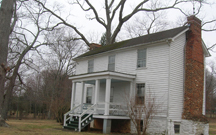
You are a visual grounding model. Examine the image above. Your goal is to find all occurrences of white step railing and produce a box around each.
[78,104,96,131]
[63,104,81,127]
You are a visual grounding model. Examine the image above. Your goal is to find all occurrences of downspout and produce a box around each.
[166,38,172,135]
[202,55,206,115]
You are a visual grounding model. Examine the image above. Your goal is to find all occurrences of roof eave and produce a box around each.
[73,39,169,61]
[172,28,189,41]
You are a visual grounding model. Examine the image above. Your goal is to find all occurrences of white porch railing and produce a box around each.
[97,102,127,116]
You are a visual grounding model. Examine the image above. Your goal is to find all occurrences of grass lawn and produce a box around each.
[0,119,104,135]
[209,120,216,135]
[0,119,215,135]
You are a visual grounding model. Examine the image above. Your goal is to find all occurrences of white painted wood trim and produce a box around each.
[69,71,136,80]
[94,79,100,113]
[203,55,206,115]
[129,81,134,99]
[71,82,76,110]
[80,82,85,113]
[105,78,111,115]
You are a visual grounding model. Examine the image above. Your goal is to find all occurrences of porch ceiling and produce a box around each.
[69,71,136,82]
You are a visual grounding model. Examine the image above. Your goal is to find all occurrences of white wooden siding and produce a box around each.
[169,33,186,120]
[138,44,169,115]
[76,60,88,74]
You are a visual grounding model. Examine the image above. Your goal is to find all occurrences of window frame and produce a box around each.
[137,49,147,68]
[174,123,181,134]
[136,83,145,105]
[108,55,115,71]
[88,59,94,73]
[86,87,93,104]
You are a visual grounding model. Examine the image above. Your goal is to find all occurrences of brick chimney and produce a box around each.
[182,16,205,120]
[89,43,101,51]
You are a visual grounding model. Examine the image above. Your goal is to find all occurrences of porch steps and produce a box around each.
[64,114,93,131]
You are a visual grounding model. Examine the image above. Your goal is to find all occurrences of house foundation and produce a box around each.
[167,120,209,135]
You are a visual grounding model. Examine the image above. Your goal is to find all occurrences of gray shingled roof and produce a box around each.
[76,26,189,59]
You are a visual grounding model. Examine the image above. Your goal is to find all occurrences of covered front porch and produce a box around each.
[70,71,136,116]
[64,71,136,133]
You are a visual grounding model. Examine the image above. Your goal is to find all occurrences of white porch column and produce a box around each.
[71,82,76,110]
[94,79,100,113]
[129,81,134,100]
[80,81,85,113]
[105,78,111,115]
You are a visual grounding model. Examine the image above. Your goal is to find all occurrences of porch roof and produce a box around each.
[69,71,136,82]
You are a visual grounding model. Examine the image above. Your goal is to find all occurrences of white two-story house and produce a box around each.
[63,16,210,135]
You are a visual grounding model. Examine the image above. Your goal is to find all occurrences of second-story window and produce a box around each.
[88,59,94,73]
[137,49,146,68]
[108,55,115,71]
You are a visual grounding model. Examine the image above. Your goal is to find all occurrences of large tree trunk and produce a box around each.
[0,0,15,127]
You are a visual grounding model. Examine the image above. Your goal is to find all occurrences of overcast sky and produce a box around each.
[49,0,216,59]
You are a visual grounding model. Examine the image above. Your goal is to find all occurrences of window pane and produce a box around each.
[86,87,92,104]
[108,55,115,71]
[88,60,94,73]
[136,84,145,104]
[137,49,146,68]
[109,55,115,64]
[108,64,115,71]
[87,88,92,96]
[174,124,180,133]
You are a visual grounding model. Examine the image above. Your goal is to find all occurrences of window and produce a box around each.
[136,83,145,104]
[86,87,92,104]
[108,55,115,71]
[174,123,180,134]
[137,49,146,68]
[88,60,94,73]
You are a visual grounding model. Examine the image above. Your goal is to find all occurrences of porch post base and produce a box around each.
[103,119,111,134]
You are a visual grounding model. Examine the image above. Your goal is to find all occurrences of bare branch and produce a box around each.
[85,0,107,28]
[110,0,123,21]
[75,0,91,11]
[34,0,90,46]
[208,43,216,51]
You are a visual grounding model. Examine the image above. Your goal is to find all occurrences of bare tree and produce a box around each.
[28,27,82,120]
[126,91,162,135]
[123,11,169,38]
[0,0,53,124]
[206,64,216,118]
[34,0,198,46]
[0,0,16,127]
